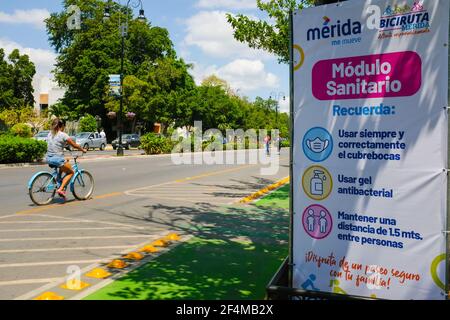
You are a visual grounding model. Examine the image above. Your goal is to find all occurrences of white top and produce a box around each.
[46,131,69,157]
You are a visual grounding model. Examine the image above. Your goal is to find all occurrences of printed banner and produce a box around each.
[109,74,121,97]
[292,0,449,300]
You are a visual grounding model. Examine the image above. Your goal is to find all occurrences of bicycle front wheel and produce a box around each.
[72,171,95,201]
[29,172,57,206]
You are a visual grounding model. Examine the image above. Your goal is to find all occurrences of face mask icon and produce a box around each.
[306,138,330,153]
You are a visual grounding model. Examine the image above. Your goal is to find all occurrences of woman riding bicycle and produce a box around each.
[46,118,86,198]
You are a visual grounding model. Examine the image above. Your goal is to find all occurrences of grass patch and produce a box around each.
[255,185,289,209]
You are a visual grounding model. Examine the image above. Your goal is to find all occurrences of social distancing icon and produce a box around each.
[302,204,333,240]
[302,166,333,201]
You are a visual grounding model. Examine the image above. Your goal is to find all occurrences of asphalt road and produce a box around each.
[0,148,289,300]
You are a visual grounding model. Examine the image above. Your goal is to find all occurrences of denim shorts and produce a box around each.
[46,155,66,168]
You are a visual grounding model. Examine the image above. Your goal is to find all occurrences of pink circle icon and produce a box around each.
[302,205,333,239]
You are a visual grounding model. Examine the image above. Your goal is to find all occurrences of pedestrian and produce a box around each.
[277,136,282,154]
[100,128,106,139]
[264,134,271,156]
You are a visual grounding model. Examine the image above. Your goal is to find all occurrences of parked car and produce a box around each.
[34,130,77,150]
[75,132,107,151]
[112,134,141,150]
[33,130,50,142]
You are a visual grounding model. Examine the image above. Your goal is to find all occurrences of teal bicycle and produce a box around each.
[28,152,95,206]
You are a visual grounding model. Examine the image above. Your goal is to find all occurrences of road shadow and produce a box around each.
[86,200,290,300]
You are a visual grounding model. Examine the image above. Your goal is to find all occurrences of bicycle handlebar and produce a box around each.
[68,150,85,161]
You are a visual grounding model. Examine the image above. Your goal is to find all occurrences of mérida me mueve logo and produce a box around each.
[307,19,362,41]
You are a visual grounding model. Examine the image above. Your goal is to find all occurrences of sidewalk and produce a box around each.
[83,184,290,300]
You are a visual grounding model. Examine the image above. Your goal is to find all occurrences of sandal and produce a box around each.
[57,190,67,198]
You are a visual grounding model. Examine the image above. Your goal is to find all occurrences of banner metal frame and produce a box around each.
[446,2,450,301]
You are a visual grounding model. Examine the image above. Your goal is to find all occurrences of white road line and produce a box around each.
[0,235,151,242]
[0,259,106,268]
[0,221,86,225]
[0,278,62,287]
[0,245,138,254]
[131,186,225,191]
[0,215,19,220]
[124,180,177,195]
[124,195,233,204]
[129,191,227,195]
[0,227,135,233]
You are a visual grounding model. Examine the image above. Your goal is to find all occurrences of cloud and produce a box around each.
[0,9,50,29]
[196,0,257,10]
[0,38,56,77]
[0,38,57,99]
[191,59,279,92]
[184,11,272,60]
[0,38,59,102]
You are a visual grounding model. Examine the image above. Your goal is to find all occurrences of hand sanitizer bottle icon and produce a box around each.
[310,170,326,196]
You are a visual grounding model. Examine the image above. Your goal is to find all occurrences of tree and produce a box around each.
[104,57,196,132]
[11,123,32,138]
[0,106,48,134]
[0,106,34,127]
[46,0,193,129]
[8,49,36,107]
[0,48,36,110]
[227,0,314,64]
[79,114,98,132]
[201,75,235,96]
[49,102,79,120]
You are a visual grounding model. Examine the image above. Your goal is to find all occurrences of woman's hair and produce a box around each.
[51,118,66,136]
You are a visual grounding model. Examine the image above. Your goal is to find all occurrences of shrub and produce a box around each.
[79,114,98,132]
[11,123,32,138]
[0,136,47,164]
[281,139,290,148]
[140,133,174,155]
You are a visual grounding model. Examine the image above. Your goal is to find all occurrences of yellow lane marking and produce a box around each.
[239,177,290,204]
[94,192,122,200]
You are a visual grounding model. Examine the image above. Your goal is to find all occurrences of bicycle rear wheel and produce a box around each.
[72,171,95,200]
[29,173,57,206]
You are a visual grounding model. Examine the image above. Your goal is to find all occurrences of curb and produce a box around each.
[239,177,290,204]
[0,162,45,169]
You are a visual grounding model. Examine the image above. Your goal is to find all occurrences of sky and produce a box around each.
[0,0,289,112]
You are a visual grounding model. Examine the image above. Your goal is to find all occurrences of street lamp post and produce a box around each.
[104,0,146,156]
[269,92,286,130]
